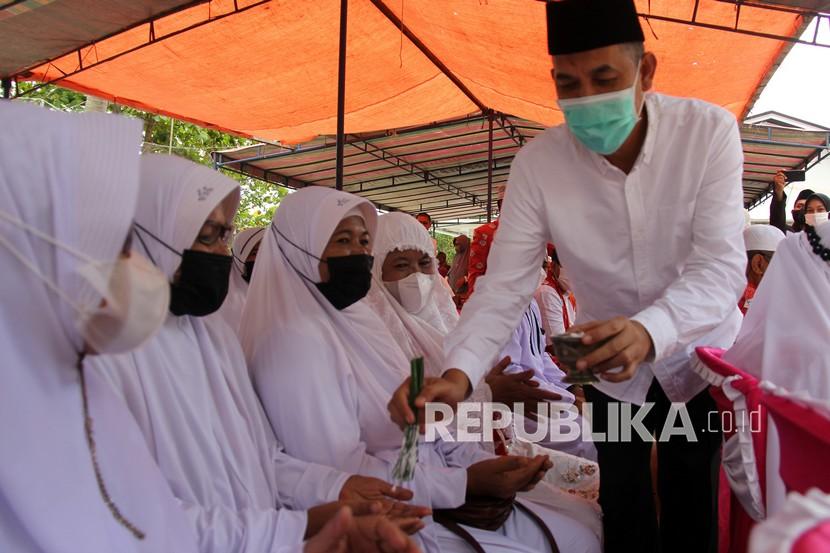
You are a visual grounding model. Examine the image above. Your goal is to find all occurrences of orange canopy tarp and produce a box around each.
[27,0,802,143]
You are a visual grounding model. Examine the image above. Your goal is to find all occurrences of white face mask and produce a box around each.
[0,210,170,354]
[806,211,829,228]
[385,271,434,314]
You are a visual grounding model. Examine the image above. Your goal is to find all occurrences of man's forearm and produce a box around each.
[769,190,788,233]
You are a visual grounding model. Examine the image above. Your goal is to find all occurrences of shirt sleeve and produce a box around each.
[445,159,549,389]
[769,189,788,234]
[631,116,747,362]
[268,444,352,510]
[254,331,467,511]
[179,499,308,553]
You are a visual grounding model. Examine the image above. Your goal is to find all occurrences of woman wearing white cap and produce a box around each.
[738,224,785,315]
[0,102,196,552]
[242,187,600,553]
[90,156,423,553]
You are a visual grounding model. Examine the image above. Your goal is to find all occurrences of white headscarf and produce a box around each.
[0,102,196,552]
[240,187,412,453]
[234,227,267,272]
[133,154,240,279]
[218,226,265,333]
[364,212,459,377]
[724,227,830,402]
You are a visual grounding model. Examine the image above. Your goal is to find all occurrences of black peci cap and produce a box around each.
[547,0,645,56]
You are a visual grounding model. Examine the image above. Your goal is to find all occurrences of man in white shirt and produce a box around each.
[389,1,746,551]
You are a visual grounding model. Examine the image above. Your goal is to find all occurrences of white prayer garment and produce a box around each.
[499,299,601,460]
[218,226,265,333]
[0,102,197,553]
[724,226,830,402]
[500,299,574,405]
[446,93,747,405]
[89,155,350,553]
[242,190,600,553]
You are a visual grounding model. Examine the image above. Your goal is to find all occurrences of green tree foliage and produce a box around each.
[434,232,456,264]
[14,82,286,230]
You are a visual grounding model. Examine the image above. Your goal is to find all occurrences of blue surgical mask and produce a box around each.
[558,72,643,155]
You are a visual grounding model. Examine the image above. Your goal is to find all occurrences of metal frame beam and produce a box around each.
[359,176,510,205]
[347,138,488,210]
[745,145,830,210]
[637,5,830,49]
[15,0,268,96]
[288,135,517,181]
[368,0,488,112]
[495,113,526,148]
[299,142,519,186]
[215,114,491,169]
[335,0,348,190]
[5,0,211,80]
[343,166,512,200]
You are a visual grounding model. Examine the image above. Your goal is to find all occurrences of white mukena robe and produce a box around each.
[90,155,350,553]
[241,189,600,553]
[0,102,196,552]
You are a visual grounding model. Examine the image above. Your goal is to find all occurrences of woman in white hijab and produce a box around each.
[89,155,422,553]
[0,102,197,552]
[242,187,600,553]
[723,218,830,403]
[219,226,266,333]
[367,213,590,447]
[365,212,602,537]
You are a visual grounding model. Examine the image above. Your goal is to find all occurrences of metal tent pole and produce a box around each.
[487,111,494,222]
[336,0,348,190]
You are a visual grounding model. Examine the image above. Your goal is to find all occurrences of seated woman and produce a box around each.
[243,188,600,553]
[90,155,423,553]
[0,101,196,552]
[367,213,594,460]
[723,198,830,402]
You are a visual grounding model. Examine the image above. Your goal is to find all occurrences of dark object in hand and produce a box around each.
[783,170,806,183]
[551,332,609,385]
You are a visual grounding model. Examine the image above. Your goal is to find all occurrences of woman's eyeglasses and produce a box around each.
[197,220,234,246]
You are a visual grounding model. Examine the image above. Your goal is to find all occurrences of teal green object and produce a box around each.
[558,85,640,155]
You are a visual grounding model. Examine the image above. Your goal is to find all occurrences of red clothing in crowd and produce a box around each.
[738,282,757,315]
[462,219,500,304]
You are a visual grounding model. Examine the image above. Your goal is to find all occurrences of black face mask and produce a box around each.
[170,249,232,316]
[315,254,374,310]
[792,210,806,229]
[242,260,256,284]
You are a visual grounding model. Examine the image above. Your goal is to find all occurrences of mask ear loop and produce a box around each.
[0,209,145,540]
[269,224,323,287]
[132,222,183,265]
[0,231,87,314]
